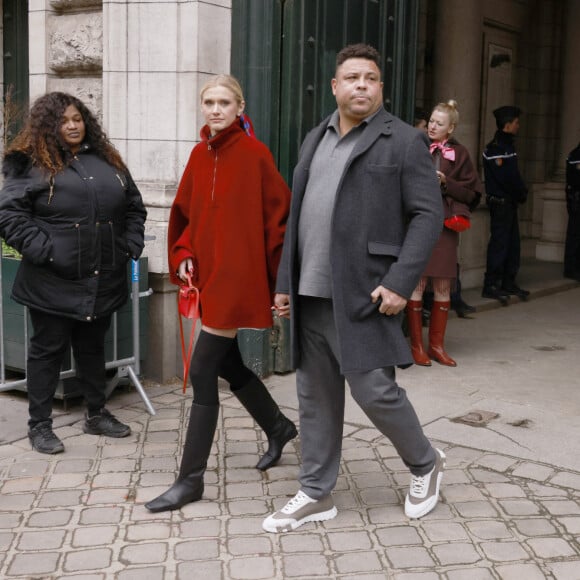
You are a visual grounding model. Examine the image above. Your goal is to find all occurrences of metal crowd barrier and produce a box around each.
[0,247,156,416]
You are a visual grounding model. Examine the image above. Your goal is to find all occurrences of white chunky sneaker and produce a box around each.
[262,490,337,533]
[405,448,446,519]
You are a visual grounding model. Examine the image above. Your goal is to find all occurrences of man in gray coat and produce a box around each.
[262,44,445,533]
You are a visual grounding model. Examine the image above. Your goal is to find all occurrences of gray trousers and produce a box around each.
[297,297,436,499]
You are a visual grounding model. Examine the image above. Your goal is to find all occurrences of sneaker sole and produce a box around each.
[82,426,131,438]
[262,506,337,533]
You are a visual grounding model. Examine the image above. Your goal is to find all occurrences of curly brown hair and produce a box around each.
[6,92,127,175]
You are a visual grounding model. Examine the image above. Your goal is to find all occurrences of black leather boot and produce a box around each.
[145,403,219,512]
[233,377,297,470]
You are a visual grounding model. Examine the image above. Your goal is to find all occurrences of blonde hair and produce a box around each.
[432,99,459,128]
[200,74,245,105]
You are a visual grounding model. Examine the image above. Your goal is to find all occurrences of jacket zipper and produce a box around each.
[208,144,218,202]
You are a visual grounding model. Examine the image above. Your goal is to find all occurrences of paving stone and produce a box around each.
[550,472,580,491]
[137,472,176,487]
[335,550,383,574]
[7,552,60,576]
[466,520,514,540]
[117,567,166,580]
[99,458,137,472]
[454,501,499,518]
[431,542,481,565]
[359,487,399,506]
[2,476,44,493]
[120,542,168,565]
[557,516,580,534]
[368,506,409,525]
[323,509,366,529]
[421,522,469,542]
[446,568,495,580]
[86,488,131,505]
[225,482,264,499]
[343,446,376,461]
[8,460,50,477]
[513,518,557,536]
[386,546,436,568]
[80,506,124,525]
[180,518,221,538]
[393,573,440,580]
[174,539,220,561]
[351,472,392,488]
[498,500,541,516]
[229,556,276,579]
[443,485,486,502]
[227,499,269,516]
[63,548,112,572]
[479,541,530,561]
[526,537,577,558]
[177,559,224,578]
[375,525,422,547]
[54,459,93,473]
[17,529,66,550]
[228,536,273,555]
[61,574,104,580]
[0,513,21,528]
[511,462,555,482]
[548,560,580,580]
[484,483,527,499]
[495,563,548,580]
[46,473,88,489]
[0,492,36,511]
[26,509,73,528]
[443,468,472,485]
[125,522,172,541]
[0,532,14,551]
[541,499,580,515]
[72,525,117,547]
[469,469,510,483]
[39,489,83,508]
[527,482,568,497]
[327,530,372,551]
[92,472,132,487]
[475,455,518,473]
[279,533,324,553]
[281,553,330,577]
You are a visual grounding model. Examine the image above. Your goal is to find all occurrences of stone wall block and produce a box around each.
[48,13,103,74]
[48,77,102,119]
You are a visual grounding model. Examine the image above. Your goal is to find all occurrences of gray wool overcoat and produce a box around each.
[276,107,444,373]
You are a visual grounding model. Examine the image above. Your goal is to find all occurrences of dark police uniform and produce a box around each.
[564,142,580,280]
[482,106,529,302]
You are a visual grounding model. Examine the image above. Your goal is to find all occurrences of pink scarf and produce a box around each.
[429,141,455,161]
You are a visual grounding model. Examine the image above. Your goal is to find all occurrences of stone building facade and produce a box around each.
[1,0,578,381]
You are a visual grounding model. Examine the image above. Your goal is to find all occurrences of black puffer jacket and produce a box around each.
[0,145,147,321]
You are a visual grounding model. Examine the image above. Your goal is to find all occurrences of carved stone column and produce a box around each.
[433,0,483,159]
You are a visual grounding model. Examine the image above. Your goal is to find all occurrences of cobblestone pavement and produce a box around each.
[1,274,580,579]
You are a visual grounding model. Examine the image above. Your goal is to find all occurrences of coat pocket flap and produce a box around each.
[368,241,401,257]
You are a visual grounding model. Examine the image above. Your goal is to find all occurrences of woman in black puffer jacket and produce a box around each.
[0,92,147,454]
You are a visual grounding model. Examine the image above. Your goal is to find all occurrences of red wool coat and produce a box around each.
[168,121,290,329]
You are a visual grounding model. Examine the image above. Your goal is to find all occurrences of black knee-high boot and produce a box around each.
[145,331,233,513]
[233,377,298,470]
[145,402,219,512]
[218,341,297,471]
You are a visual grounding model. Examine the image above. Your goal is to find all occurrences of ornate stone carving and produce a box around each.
[49,14,103,74]
[48,78,103,120]
[50,0,102,11]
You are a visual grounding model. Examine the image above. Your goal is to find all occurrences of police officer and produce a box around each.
[564,142,580,281]
[482,105,530,304]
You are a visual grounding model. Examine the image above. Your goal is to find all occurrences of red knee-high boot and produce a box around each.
[406,300,431,366]
[428,301,457,367]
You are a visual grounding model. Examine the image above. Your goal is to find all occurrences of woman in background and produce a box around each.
[406,100,482,367]
[0,92,146,454]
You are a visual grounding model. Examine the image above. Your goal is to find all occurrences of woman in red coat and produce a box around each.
[406,100,482,367]
[146,75,296,513]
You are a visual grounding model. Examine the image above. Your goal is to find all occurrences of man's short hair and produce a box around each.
[335,44,381,72]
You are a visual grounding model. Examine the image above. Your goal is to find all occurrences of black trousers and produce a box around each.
[484,201,521,287]
[27,309,112,428]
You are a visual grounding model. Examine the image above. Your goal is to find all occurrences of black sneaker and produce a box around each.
[28,422,65,454]
[501,282,530,301]
[83,409,131,438]
[481,285,510,306]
